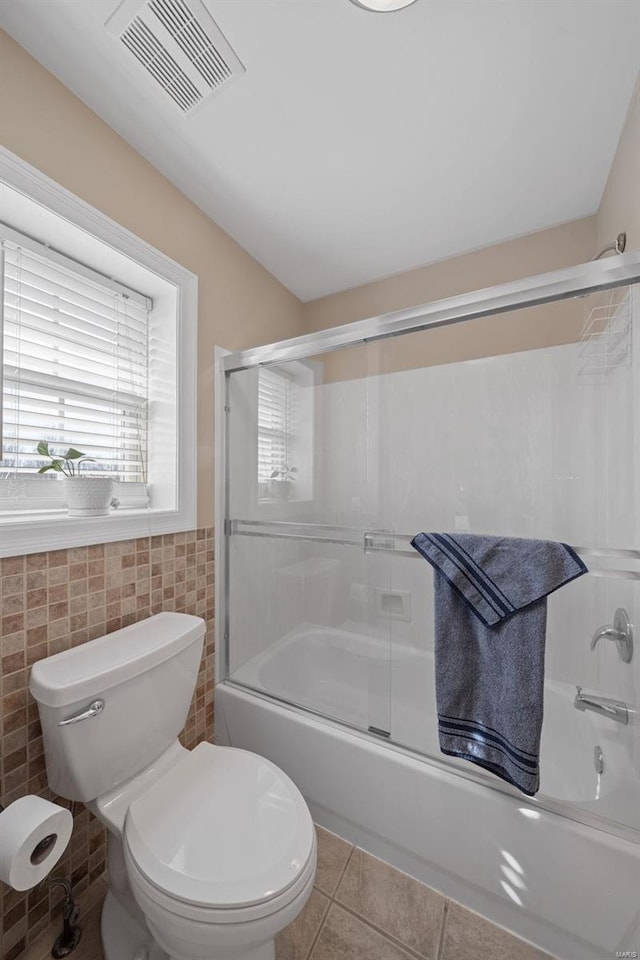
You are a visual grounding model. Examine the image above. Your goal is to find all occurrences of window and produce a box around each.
[0,148,197,557]
[257,367,293,488]
[2,226,150,495]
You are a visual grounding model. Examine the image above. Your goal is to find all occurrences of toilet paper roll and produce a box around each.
[0,795,73,890]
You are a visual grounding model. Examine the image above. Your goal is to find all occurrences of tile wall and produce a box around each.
[0,529,215,960]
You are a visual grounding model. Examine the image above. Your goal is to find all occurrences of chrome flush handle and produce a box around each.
[58,699,105,726]
[591,608,633,663]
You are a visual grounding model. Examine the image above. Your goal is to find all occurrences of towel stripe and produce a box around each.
[424,534,504,618]
[439,713,538,760]
[412,544,498,629]
[439,747,538,796]
[432,534,513,616]
[439,731,537,780]
[438,717,538,770]
[439,717,538,769]
[439,726,537,777]
[443,534,515,612]
[429,534,511,617]
[412,534,502,622]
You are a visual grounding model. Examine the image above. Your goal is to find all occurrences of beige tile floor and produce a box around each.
[21,827,555,960]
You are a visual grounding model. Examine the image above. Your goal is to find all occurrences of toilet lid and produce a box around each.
[124,742,314,909]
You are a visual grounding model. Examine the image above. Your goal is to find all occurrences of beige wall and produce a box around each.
[598,75,640,254]
[303,217,596,335]
[303,217,597,381]
[0,30,304,528]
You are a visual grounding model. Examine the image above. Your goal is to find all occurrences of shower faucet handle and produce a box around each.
[591,608,633,663]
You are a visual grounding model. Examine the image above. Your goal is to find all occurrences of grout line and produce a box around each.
[304,891,332,960]
[330,845,429,960]
[315,837,442,960]
[331,843,356,897]
[306,842,359,960]
[331,900,426,960]
[435,899,449,960]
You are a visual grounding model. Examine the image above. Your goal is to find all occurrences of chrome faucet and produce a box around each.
[574,686,628,725]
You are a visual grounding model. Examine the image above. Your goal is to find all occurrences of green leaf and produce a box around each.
[38,462,62,473]
[37,440,51,457]
[63,448,86,460]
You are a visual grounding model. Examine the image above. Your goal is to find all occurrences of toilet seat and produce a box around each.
[123,742,315,920]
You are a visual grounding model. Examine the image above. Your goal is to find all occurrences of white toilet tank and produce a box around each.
[30,612,206,803]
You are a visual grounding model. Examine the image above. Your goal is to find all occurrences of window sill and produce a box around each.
[0,507,150,519]
[0,508,196,558]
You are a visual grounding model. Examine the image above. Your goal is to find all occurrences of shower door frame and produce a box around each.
[221,252,640,374]
[215,250,640,838]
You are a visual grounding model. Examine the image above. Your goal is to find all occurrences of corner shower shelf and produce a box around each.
[579,289,632,380]
[227,519,640,580]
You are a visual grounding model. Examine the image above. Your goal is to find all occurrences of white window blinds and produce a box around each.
[1,229,150,483]
[257,367,292,484]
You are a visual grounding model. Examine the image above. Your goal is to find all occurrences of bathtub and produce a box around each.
[217,625,640,960]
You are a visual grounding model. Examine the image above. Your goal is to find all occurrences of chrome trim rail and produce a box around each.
[229,520,640,580]
[223,252,640,373]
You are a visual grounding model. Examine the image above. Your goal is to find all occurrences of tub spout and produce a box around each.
[573,686,628,725]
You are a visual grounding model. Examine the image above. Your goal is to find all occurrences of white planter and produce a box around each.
[268,480,293,501]
[63,477,114,517]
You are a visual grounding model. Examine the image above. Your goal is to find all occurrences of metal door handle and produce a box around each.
[58,699,105,726]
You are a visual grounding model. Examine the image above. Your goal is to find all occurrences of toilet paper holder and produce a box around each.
[39,877,82,958]
[0,799,81,953]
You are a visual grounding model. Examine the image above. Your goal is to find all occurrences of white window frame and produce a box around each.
[0,146,197,558]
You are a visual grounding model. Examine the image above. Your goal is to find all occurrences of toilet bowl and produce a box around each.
[123,742,316,960]
[29,613,316,960]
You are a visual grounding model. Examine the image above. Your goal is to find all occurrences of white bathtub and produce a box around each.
[234,624,636,820]
[217,625,640,960]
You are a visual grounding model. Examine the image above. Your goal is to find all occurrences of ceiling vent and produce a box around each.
[106,0,245,114]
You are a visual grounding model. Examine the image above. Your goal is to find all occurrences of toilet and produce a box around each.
[29,612,316,960]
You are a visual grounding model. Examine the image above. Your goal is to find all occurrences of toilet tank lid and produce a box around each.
[30,613,206,708]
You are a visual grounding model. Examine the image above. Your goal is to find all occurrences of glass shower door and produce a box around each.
[220,262,640,837]
[224,345,393,738]
[365,286,640,834]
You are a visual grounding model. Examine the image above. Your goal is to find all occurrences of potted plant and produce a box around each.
[268,465,297,501]
[37,441,114,517]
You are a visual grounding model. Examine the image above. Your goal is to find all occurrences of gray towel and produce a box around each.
[410,533,587,795]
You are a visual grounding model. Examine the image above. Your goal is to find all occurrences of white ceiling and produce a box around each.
[1,0,639,301]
